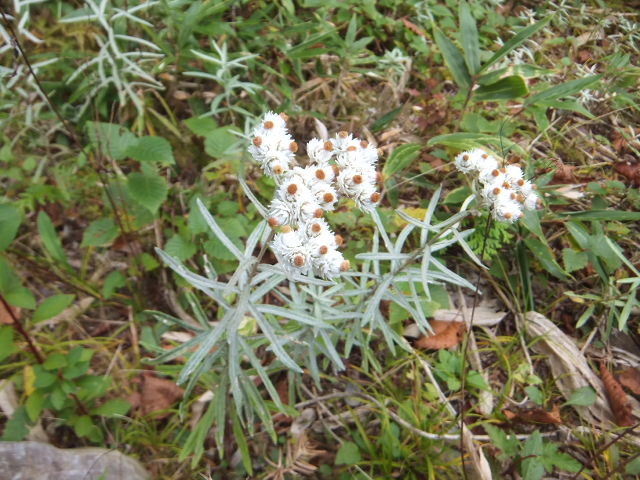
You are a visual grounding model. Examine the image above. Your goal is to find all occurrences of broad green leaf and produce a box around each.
[371,106,403,132]
[564,386,596,406]
[473,75,528,101]
[37,211,69,267]
[1,406,30,441]
[541,442,581,473]
[165,234,197,261]
[92,398,131,416]
[25,390,44,422]
[85,121,136,160]
[33,294,76,323]
[0,204,21,251]
[521,430,544,480]
[521,209,544,239]
[103,270,126,299]
[626,456,640,475]
[0,326,17,362]
[43,352,68,370]
[383,143,421,177]
[525,385,544,405]
[127,172,168,214]
[204,127,240,158]
[81,218,119,247]
[481,17,551,73]
[184,117,217,136]
[335,441,362,465]
[73,415,97,438]
[4,288,35,309]
[562,248,588,272]
[433,27,471,89]
[126,136,175,165]
[523,237,570,280]
[459,1,480,74]
[525,75,602,106]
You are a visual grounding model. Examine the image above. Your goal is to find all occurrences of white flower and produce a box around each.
[271,228,312,274]
[504,165,524,186]
[313,249,349,279]
[267,198,296,227]
[307,138,335,165]
[310,183,338,211]
[523,192,541,211]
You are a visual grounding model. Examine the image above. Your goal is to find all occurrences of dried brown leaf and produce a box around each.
[614,161,640,186]
[600,362,634,427]
[415,320,465,350]
[130,372,184,418]
[619,367,640,396]
[503,404,562,425]
[400,17,427,37]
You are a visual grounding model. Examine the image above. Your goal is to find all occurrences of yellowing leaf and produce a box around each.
[23,365,35,396]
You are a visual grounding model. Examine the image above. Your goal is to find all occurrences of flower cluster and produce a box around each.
[454,148,541,223]
[248,112,382,278]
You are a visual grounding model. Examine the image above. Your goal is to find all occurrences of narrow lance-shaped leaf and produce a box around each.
[480,17,551,73]
[525,75,602,106]
[459,1,480,75]
[473,75,528,101]
[433,27,471,90]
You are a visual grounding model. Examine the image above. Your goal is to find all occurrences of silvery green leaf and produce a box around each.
[319,330,345,370]
[362,274,393,327]
[256,304,334,329]
[431,258,477,290]
[244,220,267,257]
[249,305,303,372]
[156,248,236,295]
[178,321,226,384]
[149,310,204,332]
[395,223,415,253]
[356,252,411,261]
[371,209,394,254]
[239,176,268,217]
[452,229,487,269]
[197,199,244,261]
[239,336,286,411]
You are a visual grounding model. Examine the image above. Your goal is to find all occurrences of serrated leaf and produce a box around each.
[127,172,168,214]
[433,27,471,89]
[459,1,480,75]
[481,17,551,73]
[93,398,131,416]
[0,326,17,362]
[562,248,588,272]
[37,211,69,267]
[473,75,528,101]
[565,386,596,406]
[165,234,197,261]
[525,75,602,106]
[1,406,30,441]
[184,117,217,136]
[81,218,119,247]
[383,143,421,177]
[85,121,136,161]
[521,430,544,480]
[204,127,239,158]
[126,136,175,165]
[0,204,21,251]
[335,441,361,465]
[33,294,76,323]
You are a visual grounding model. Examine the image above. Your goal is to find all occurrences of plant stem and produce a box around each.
[0,295,44,364]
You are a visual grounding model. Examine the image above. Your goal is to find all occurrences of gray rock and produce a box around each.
[0,441,150,480]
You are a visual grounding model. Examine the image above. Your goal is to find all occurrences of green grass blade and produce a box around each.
[459,1,480,75]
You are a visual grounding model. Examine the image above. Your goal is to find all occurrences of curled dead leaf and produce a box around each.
[129,371,184,419]
[600,363,635,427]
[619,367,640,396]
[503,404,562,425]
[415,320,465,350]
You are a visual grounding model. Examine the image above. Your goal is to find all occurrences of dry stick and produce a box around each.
[0,7,145,306]
[458,213,493,480]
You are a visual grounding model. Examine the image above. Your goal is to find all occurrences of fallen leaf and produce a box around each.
[0,302,19,325]
[600,362,635,427]
[614,161,640,186]
[550,160,577,184]
[433,307,508,327]
[619,367,640,396]
[415,320,465,350]
[129,371,184,418]
[400,17,427,37]
[503,404,562,425]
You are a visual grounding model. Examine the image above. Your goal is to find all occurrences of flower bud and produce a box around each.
[319,245,329,255]
[339,260,350,272]
[347,145,357,152]
[287,183,298,195]
[353,174,363,184]
[253,136,262,147]
[311,222,322,233]
[335,234,343,246]
[360,140,368,148]
[273,165,284,175]
[293,255,305,267]
[281,225,292,233]
[370,192,381,203]
[279,112,289,121]
[289,141,298,152]
[268,217,279,228]
[323,192,334,203]
[314,208,323,218]
[323,141,334,151]
[338,131,349,138]
[264,120,274,129]
[315,169,326,180]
